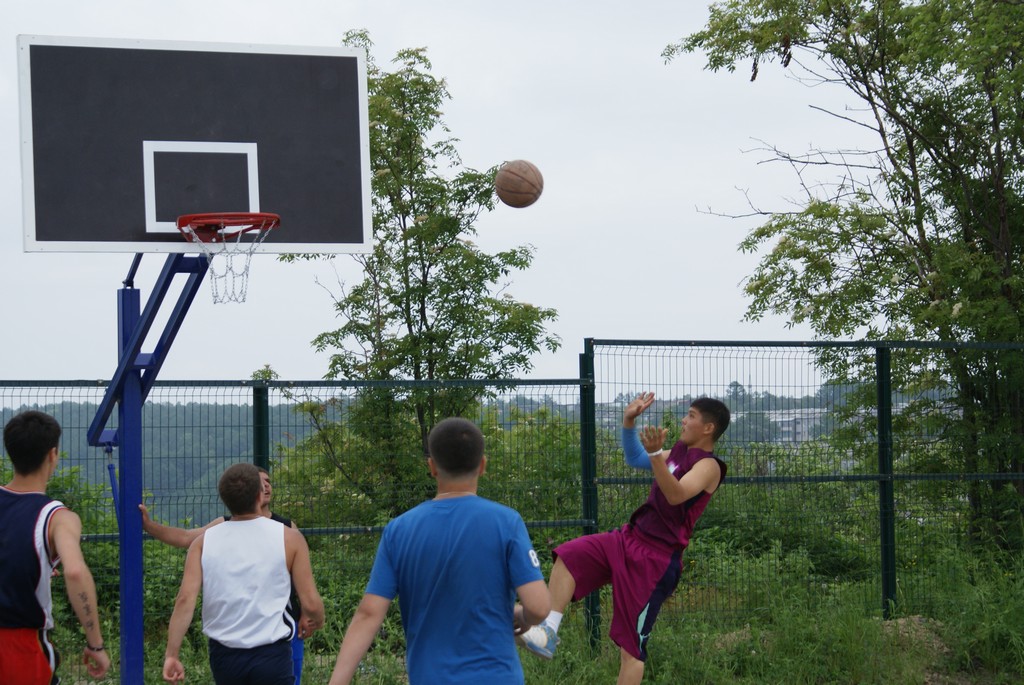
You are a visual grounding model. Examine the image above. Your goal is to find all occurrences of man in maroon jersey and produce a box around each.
[516,392,729,685]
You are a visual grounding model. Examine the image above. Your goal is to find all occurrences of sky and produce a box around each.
[0,0,869,383]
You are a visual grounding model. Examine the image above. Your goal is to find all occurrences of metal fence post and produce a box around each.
[253,382,270,471]
[876,346,897,618]
[580,339,601,648]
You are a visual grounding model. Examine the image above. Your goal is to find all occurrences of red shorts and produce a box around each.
[0,627,60,685]
[554,525,681,661]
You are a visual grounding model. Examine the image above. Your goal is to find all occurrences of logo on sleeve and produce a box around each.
[529,549,541,568]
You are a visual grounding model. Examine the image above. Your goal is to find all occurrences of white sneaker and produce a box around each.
[515,624,559,660]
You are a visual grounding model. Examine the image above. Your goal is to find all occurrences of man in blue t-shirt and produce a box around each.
[328,417,550,685]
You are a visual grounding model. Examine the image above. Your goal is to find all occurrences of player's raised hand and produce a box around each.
[640,425,668,455]
[623,392,656,426]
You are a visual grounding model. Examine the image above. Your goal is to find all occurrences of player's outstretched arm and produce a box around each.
[51,509,111,679]
[624,422,671,471]
[285,527,325,638]
[328,594,391,685]
[140,503,222,549]
[621,392,659,469]
[163,536,204,683]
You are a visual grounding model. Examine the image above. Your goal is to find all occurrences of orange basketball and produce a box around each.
[495,160,544,208]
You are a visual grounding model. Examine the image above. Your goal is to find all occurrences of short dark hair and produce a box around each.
[427,417,484,477]
[4,411,62,476]
[691,397,731,442]
[218,463,262,515]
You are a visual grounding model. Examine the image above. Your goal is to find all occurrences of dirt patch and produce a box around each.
[883,617,963,685]
[713,616,1013,684]
[714,623,757,651]
[712,616,966,683]
[883,616,948,659]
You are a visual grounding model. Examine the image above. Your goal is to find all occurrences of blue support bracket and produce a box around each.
[87,253,208,685]
[87,254,208,446]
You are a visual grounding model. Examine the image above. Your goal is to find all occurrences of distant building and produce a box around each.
[764,408,829,443]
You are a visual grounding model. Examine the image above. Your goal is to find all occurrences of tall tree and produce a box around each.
[281,32,559,511]
[669,0,1024,545]
[311,33,559,388]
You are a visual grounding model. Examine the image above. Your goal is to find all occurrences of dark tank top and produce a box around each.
[628,442,726,551]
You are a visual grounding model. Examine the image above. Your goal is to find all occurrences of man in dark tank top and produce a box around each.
[516,393,730,685]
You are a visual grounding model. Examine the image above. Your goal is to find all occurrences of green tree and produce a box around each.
[279,32,560,514]
[288,30,559,445]
[271,392,432,522]
[670,0,1024,546]
[726,380,748,409]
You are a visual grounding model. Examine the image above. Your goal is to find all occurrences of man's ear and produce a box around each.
[427,457,439,478]
[478,455,487,476]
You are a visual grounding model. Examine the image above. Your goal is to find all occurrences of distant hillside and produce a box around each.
[0,400,319,526]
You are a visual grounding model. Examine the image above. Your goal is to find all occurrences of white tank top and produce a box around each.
[200,516,294,648]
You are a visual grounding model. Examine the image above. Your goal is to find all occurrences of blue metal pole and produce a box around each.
[106,459,120,528]
[116,287,145,683]
[86,254,208,681]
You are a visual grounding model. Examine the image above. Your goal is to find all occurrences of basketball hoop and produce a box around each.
[176,212,280,303]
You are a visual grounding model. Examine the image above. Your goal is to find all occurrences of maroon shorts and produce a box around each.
[554,525,681,661]
[0,627,60,685]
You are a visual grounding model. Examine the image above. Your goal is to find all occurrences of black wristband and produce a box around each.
[86,644,105,652]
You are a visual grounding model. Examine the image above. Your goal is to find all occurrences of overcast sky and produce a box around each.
[1,1,869,383]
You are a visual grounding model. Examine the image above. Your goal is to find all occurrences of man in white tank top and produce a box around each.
[162,463,325,685]
[139,468,310,683]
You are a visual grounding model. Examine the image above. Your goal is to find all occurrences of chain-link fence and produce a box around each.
[588,339,1024,626]
[1,378,588,682]
[3,339,1023,682]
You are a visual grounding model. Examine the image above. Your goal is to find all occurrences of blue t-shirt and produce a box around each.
[366,495,543,685]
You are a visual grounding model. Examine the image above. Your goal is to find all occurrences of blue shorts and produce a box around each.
[208,637,293,685]
[291,635,304,684]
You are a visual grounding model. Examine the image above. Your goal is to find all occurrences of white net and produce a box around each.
[178,214,278,304]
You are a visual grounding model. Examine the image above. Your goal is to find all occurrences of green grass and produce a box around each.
[51,551,1024,684]
[517,600,932,685]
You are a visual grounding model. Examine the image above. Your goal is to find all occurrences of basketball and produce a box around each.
[495,160,544,208]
